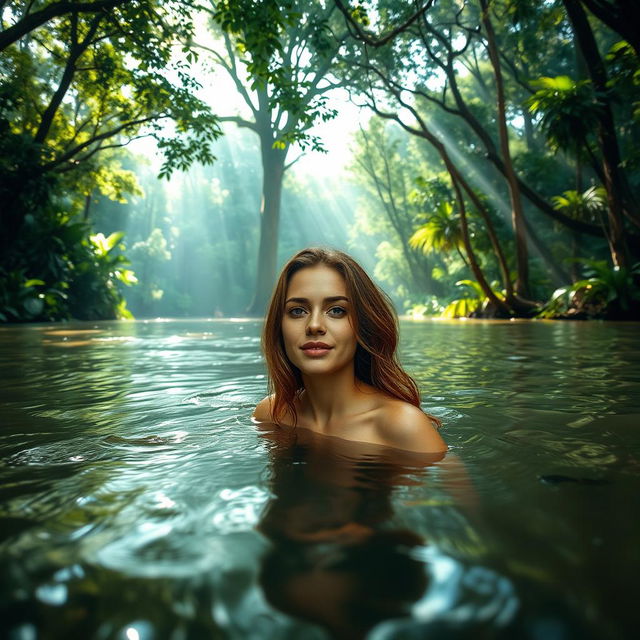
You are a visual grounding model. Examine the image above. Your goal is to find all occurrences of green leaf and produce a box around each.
[455,279,485,299]
[24,279,45,288]
[105,231,126,253]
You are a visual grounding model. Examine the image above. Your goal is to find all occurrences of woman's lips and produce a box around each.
[300,342,333,357]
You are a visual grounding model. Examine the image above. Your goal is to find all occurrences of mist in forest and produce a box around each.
[91,126,373,317]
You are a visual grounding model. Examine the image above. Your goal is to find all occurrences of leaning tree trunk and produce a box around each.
[480,0,531,298]
[362,148,444,297]
[247,136,288,315]
[448,165,511,317]
[373,102,527,314]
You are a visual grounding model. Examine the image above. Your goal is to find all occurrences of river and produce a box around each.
[1,319,638,639]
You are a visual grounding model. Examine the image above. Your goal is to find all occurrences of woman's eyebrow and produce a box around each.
[285,296,350,304]
[324,296,350,303]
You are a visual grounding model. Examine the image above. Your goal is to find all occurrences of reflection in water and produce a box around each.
[256,427,517,639]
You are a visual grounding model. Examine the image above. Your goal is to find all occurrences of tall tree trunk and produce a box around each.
[247,137,287,315]
[432,31,605,238]
[480,0,530,298]
[370,100,516,301]
[372,97,544,314]
[447,164,511,317]
[563,0,632,266]
[579,0,640,58]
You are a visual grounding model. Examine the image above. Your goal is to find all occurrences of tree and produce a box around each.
[334,0,638,314]
[352,75,530,315]
[0,0,221,320]
[0,0,132,51]
[579,0,640,57]
[561,0,638,267]
[204,0,347,314]
[350,119,443,298]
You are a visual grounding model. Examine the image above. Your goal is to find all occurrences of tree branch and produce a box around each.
[55,132,150,171]
[43,115,161,170]
[34,11,104,145]
[217,115,258,131]
[0,0,127,51]
[334,0,435,48]
[283,152,305,172]
[191,38,258,117]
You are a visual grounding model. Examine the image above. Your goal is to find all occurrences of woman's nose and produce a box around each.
[306,310,326,335]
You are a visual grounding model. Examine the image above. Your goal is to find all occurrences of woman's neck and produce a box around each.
[300,364,365,431]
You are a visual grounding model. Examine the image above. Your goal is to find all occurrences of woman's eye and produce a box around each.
[327,306,347,318]
[288,307,306,317]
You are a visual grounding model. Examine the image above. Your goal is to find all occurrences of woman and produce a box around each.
[254,247,447,454]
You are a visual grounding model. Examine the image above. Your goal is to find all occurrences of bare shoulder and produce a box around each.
[253,395,275,422]
[375,399,447,454]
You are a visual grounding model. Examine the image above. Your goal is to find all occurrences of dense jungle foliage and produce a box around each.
[1,0,639,321]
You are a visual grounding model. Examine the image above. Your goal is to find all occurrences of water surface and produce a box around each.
[1,319,638,639]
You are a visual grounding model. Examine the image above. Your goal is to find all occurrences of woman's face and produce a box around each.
[282,264,358,378]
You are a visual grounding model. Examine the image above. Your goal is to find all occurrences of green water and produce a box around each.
[0,319,638,639]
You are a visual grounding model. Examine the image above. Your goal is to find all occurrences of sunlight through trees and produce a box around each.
[1,0,638,321]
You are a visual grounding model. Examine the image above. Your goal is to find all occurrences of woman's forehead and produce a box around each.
[286,265,347,298]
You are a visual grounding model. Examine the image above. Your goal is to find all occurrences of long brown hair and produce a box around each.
[262,247,437,426]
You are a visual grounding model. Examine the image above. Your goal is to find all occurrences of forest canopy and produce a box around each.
[1,0,638,322]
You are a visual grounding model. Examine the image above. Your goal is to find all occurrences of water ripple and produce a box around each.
[0,319,638,639]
